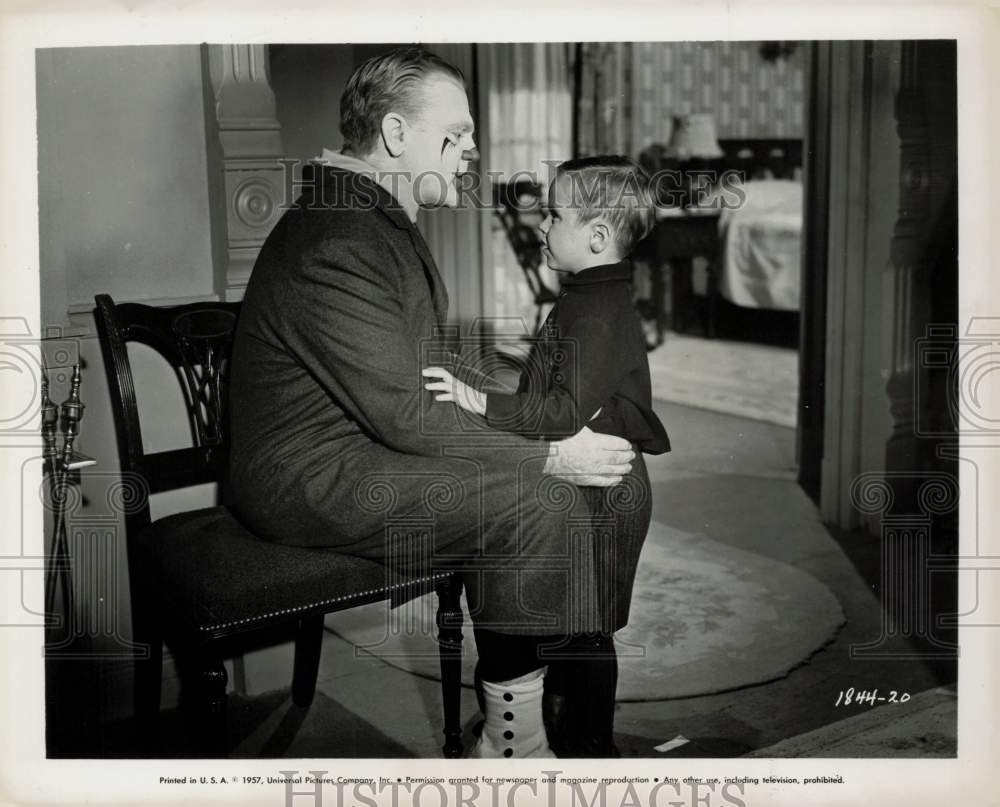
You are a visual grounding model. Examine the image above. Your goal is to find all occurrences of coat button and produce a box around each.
[503,693,513,702]
[503,711,514,721]
[504,748,513,757]
[503,730,514,740]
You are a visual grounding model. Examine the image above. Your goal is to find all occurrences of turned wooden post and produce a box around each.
[884,41,958,516]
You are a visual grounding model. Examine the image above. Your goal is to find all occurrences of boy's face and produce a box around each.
[538,173,598,273]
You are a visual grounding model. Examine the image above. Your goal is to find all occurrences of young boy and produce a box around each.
[423,155,670,757]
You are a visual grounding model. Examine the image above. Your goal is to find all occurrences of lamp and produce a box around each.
[665,113,724,161]
[659,114,725,210]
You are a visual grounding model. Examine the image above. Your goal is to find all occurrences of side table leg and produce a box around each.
[705,259,719,339]
[650,259,667,346]
[671,257,694,333]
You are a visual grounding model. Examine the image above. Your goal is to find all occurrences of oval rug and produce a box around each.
[326,520,845,700]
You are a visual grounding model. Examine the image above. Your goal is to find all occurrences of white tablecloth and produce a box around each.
[718,179,803,311]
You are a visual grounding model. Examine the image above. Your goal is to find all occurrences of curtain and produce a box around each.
[482,44,574,327]
[484,43,574,185]
[576,42,634,157]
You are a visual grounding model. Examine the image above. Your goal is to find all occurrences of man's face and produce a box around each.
[404,75,476,208]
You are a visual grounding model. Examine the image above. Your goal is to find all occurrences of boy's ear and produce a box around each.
[380,112,407,158]
[589,220,612,255]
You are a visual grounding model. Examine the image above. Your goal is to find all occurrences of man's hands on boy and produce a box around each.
[423,367,488,415]
[422,369,633,487]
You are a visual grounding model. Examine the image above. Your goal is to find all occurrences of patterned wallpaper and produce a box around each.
[577,41,806,157]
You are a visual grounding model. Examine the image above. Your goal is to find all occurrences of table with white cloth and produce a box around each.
[639,179,803,340]
[717,179,803,312]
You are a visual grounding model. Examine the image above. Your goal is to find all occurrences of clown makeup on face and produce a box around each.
[405,76,478,208]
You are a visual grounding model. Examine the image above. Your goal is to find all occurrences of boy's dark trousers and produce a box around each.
[547,452,651,756]
[542,633,619,757]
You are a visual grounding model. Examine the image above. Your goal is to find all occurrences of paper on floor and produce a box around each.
[655,735,690,752]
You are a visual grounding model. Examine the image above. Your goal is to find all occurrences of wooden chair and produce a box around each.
[93,294,466,758]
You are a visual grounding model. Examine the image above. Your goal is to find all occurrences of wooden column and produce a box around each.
[885,41,958,515]
[205,44,285,301]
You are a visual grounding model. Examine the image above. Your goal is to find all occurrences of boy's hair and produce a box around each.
[340,47,466,156]
[556,155,656,256]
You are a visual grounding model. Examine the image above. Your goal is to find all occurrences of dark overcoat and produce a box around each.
[229,164,641,635]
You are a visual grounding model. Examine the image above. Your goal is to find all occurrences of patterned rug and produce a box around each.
[326,520,845,701]
[647,333,798,428]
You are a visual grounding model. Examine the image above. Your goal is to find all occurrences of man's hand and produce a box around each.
[422,367,487,416]
[543,426,634,487]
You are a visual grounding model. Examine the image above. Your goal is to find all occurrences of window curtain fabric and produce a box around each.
[484,43,574,186]
[483,43,573,327]
[575,42,634,157]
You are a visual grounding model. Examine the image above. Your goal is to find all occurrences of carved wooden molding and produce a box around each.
[205,44,284,301]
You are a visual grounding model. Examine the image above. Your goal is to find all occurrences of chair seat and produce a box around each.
[136,505,448,638]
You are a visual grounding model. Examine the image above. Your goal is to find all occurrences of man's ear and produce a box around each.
[589,221,612,255]
[380,112,407,158]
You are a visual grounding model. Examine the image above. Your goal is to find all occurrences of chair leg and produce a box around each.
[292,614,325,708]
[671,257,695,333]
[652,259,668,347]
[131,599,163,755]
[436,575,464,758]
[705,259,719,339]
[192,651,228,758]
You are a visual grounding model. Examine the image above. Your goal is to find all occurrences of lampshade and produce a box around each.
[665,113,724,160]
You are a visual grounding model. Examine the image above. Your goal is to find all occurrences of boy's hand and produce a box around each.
[422,367,487,416]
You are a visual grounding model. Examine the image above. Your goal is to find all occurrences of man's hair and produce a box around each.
[340,47,466,156]
[556,155,656,256]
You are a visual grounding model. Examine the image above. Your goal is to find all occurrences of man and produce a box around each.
[228,47,633,758]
